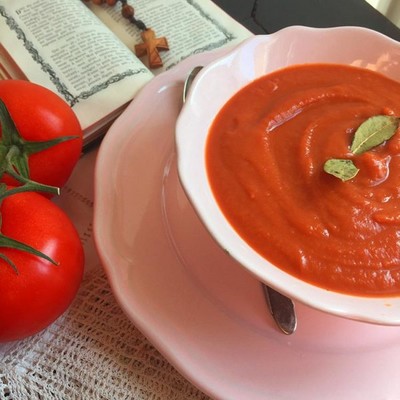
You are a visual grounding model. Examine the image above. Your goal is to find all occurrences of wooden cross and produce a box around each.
[135,28,169,69]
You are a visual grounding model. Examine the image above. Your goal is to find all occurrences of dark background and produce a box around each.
[212,0,400,40]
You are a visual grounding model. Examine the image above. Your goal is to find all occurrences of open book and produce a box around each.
[0,0,252,147]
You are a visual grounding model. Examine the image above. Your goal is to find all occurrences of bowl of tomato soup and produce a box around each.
[176,26,400,325]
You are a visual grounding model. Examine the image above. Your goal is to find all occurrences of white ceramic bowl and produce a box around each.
[175,26,400,325]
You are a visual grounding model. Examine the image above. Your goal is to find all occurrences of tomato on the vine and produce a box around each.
[0,190,84,342]
[0,80,83,189]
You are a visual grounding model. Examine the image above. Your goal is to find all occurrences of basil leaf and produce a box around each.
[323,159,359,181]
[351,115,399,155]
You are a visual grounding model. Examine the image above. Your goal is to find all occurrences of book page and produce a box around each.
[0,0,154,142]
[85,0,253,73]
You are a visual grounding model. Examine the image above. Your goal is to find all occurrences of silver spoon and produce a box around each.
[182,65,203,103]
[182,66,297,335]
[262,284,297,335]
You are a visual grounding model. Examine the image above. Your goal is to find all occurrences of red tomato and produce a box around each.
[0,80,83,189]
[0,190,84,342]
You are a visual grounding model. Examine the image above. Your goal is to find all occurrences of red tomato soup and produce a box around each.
[206,64,400,297]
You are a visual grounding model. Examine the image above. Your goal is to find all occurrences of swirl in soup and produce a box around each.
[206,64,400,296]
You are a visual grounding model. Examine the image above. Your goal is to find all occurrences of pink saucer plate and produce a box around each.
[94,46,400,400]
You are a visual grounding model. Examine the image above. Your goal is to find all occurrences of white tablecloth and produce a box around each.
[0,148,210,400]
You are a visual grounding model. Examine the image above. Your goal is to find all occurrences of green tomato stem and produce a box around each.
[4,167,60,198]
[0,94,71,274]
[0,98,78,186]
[0,253,18,274]
[23,135,79,155]
[0,232,58,274]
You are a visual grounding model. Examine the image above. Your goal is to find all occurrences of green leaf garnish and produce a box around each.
[323,159,359,181]
[350,115,399,155]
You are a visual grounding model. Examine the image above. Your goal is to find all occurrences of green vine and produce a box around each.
[0,99,78,273]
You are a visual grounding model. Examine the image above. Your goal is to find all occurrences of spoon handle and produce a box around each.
[182,66,203,103]
[182,66,297,335]
[263,284,297,335]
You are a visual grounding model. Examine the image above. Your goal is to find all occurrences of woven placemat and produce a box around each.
[0,149,210,400]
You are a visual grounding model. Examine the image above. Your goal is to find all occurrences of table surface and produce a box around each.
[1,2,400,400]
[214,0,400,40]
